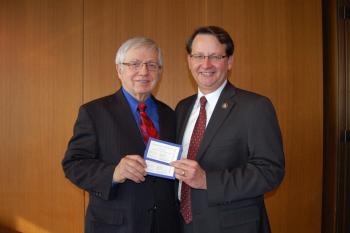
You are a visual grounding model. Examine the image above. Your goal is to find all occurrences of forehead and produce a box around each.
[191,34,226,54]
[125,46,158,60]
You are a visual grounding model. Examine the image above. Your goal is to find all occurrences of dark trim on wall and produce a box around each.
[322,0,350,232]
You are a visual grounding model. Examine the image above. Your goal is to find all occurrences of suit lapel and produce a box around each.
[196,83,237,162]
[105,89,145,148]
[154,97,167,139]
[176,95,197,144]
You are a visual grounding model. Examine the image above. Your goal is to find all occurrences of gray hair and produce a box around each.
[115,37,163,67]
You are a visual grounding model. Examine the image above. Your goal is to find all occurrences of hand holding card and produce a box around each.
[144,138,182,179]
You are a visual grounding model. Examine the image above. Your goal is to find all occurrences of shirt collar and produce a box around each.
[121,88,155,113]
[196,80,227,108]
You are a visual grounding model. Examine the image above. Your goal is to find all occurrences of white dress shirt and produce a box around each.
[178,80,227,199]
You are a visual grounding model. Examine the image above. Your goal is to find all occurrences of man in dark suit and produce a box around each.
[171,26,285,233]
[62,37,180,233]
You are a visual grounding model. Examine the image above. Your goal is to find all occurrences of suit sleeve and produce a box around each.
[206,97,285,205]
[62,106,116,200]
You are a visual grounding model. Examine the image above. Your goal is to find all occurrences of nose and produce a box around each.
[139,63,149,75]
[201,57,213,68]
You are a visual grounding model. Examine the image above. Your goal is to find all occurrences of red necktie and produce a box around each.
[180,96,207,224]
[138,103,160,144]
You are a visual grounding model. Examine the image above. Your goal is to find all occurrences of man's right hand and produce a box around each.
[113,155,147,183]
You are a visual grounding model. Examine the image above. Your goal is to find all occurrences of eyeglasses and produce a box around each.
[121,62,160,71]
[190,54,228,62]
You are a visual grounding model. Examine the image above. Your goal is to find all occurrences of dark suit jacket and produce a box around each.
[176,82,285,233]
[62,89,180,233]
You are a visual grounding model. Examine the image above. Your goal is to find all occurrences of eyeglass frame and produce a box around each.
[121,61,161,71]
[189,54,228,62]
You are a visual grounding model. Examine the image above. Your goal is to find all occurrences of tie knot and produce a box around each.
[138,103,146,112]
[200,96,207,108]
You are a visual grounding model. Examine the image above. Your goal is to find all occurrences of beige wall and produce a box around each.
[0,0,323,232]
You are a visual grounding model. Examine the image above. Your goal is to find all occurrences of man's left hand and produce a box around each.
[171,159,207,189]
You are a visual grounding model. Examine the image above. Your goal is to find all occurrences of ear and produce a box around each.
[187,54,192,67]
[116,64,122,77]
[227,55,234,70]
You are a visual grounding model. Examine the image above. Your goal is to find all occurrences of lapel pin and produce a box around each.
[222,102,228,109]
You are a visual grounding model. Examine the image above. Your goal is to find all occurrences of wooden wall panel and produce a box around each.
[218,1,324,233]
[84,0,209,107]
[0,0,84,232]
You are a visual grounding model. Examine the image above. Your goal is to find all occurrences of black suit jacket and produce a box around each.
[62,89,180,233]
[176,82,285,233]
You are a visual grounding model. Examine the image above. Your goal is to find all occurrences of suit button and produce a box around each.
[148,205,157,212]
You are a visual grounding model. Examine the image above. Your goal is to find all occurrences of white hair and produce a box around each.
[115,37,163,67]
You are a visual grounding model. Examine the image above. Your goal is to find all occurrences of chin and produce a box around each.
[136,88,152,95]
[200,81,216,88]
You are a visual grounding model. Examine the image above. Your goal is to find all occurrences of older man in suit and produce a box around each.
[171,26,285,233]
[62,37,180,233]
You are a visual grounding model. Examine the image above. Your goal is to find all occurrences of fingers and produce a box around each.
[171,159,197,180]
[172,166,186,178]
[171,159,207,189]
[171,161,183,177]
[171,159,197,170]
[113,155,147,183]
